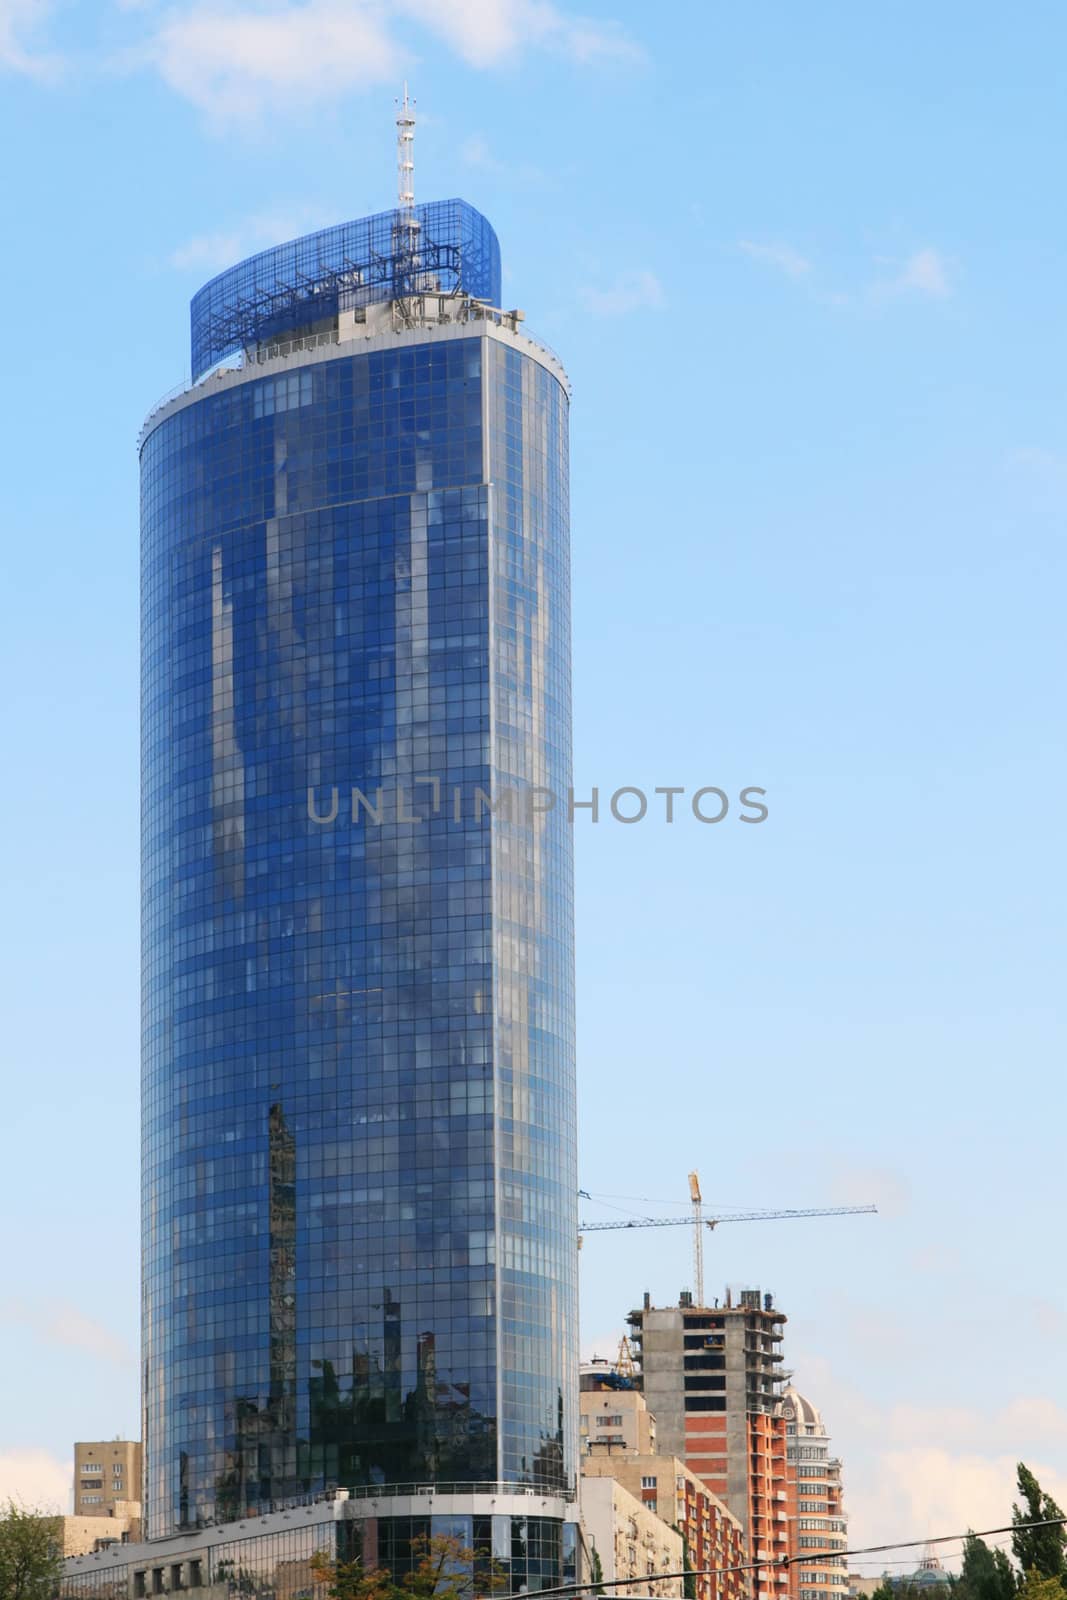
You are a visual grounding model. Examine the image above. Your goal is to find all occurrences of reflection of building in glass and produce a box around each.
[83,160,576,1595]
[63,1494,577,1597]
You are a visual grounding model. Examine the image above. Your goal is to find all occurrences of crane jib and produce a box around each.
[577,1205,878,1232]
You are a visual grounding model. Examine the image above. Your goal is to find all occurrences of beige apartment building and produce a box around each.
[582,1450,747,1600]
[579,1360,658,1452]
[579,1375,747,1600]
[581,1475,684,1598]
[73,1441,142,1520]
[47,1513,141,1557]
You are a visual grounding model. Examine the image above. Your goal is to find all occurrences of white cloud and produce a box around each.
[137,0,640,125]
[898,246,951,297]
[460,132,547,185]
[874,246,952,300]
[147,2,400,124]
[0,1298,136,1368]
[396,0,640,68]
[170,205,336,271]
[789,1354,1067,1556]
[828,1159,910,1217]
[735,239,954,305]
[884,1396,1067,1452]
[462,133,497,169]
[1026,1295,1067,1338]
[849,1449,1067,1557]
[0,0,62,77]
[910,1244,962,1274]
[1005,447,1067,483]
[738,239,812,279]
[0,1449,71,1514]
[170,228,248,271]
[580,269,664,316]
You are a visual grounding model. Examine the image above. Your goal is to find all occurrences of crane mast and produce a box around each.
[688,1170,704,1308]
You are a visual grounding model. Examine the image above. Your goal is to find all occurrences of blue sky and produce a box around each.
[1,0,1065,1561]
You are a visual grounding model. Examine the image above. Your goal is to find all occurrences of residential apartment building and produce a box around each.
[782,1391,848,1600]
[580,1475,684,1599]
[580,1361,658,1453]
[73,1442,142,1520]
[582,1450,747,1600]
[628,1290,791,1600]
[47,1515,141,1558]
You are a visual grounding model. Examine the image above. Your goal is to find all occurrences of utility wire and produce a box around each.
[499,1515,1067,1600]
[850,1534,1018,1569]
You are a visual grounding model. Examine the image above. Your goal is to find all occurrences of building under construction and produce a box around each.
[627,1289,791,1600]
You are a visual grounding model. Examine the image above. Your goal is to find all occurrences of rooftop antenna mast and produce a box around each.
[394,83,420,294]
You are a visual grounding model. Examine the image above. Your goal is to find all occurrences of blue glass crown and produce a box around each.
[190,199,502,382]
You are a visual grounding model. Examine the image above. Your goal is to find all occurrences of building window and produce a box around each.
[597,1415,623,1427]
[253,370,313,418]
[81,1495,103,1505]
[641,1477,657,1489]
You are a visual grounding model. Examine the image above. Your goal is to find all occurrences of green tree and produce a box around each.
[589,1546,605,1599]
[1012,1465,1067,1581]
[958,1533,1019,1600]
[678,1533,695,1600]
[309,1549,395,1600]
[0,1502,64,1600]
[399,1536,482,1600]
[1016,1578,1067,1600]
[311,1534,505,1600]
[869,1579,898,1600]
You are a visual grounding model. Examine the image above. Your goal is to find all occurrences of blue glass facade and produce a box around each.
[141,217,576,1554]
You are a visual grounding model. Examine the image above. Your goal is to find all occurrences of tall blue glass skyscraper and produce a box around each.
[140,197,577,1583]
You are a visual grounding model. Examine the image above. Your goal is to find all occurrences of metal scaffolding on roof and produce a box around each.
[189,198,502,382]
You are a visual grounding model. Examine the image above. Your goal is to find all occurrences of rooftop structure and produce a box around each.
[580,1363,657,1454]
[189,199,501,382]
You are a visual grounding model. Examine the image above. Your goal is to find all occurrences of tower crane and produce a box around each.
[578,1172,876,1308]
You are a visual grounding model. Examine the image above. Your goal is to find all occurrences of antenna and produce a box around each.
[396,83,419,241]
[393,83,421,301]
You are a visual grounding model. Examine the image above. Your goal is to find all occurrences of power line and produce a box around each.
[850,1533,1018,1570]
[499,1515,1066,1600]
